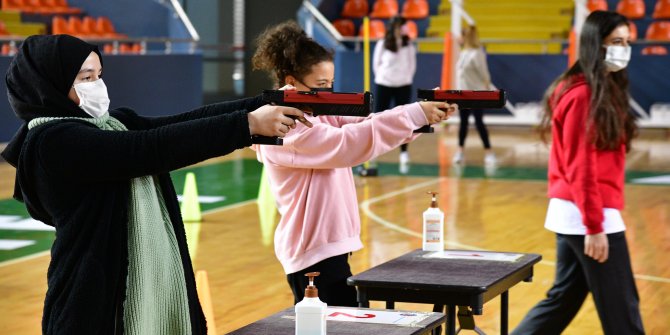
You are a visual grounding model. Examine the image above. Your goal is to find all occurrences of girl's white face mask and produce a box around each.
[74,78,110,118]
[604,45,632,72]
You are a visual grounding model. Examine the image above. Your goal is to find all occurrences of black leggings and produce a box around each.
[512,233,644,335]
[375,84,412,152]
[286,253,358,307]
[458,109,491,149]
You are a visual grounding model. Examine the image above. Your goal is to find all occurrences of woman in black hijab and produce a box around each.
[2,34,308,335]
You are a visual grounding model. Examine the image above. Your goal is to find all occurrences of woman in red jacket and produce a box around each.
[512,11,644,335]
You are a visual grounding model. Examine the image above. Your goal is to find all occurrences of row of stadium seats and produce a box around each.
[0,9,140,55]
[1,0,81,15]
[588,0,670,19]
[333,18,418,38]
[51,16,126,38]
[341,0,429,19]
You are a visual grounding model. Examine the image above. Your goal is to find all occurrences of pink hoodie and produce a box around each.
[253,102,427,274]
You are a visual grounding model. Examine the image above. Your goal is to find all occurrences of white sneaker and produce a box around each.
[453,151,464,164]
[484,152,497,165]
[399,151,410,174]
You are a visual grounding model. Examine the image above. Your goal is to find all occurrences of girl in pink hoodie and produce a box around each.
[251,21,456,306]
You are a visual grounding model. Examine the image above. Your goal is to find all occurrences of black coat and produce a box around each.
[16,96,263,334]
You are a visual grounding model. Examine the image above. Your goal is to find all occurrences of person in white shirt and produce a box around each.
[369,16,417,175]
[454,25,496,166]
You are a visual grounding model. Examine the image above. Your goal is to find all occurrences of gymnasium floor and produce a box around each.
[0,125,668,334]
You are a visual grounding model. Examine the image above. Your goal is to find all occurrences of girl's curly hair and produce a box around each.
[252,21,334,87]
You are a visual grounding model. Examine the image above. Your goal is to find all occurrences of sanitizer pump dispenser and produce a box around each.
[295,272,327,335]
[423,191,444,251]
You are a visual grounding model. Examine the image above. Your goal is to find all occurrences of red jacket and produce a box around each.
[547,75,626,234]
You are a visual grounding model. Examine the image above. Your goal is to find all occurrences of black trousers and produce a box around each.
[458,109,491,149]
[375,84,412,152]
[286,253,358,307]
[512,232,644,335]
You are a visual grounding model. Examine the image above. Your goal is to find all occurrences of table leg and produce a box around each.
[357,288,369,308]
[446,305,456,335]
[501,290,509,335]
[431,305,444,335]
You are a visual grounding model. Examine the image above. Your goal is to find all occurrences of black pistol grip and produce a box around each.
[413,125,434,133]
[251,135,284,145]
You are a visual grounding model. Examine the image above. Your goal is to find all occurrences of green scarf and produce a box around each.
[29,114,192,334]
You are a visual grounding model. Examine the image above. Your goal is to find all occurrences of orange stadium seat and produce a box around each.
[642,45,669,54]
[616,0,646,19]
[82,16,101,36]
[628,20,638,40]
[102,43,114,54]
[96,16,127,38]
[646,20,670,40]
[402,0,429,19]
[66,16,86,37]
[653,0,670,18]
[587,0,608,11]
[404,20,418,39]
[359,19,386,38]
[51,16,71,35]
[370,0,398,19]
[341,0,368,18]
[333,19,355,36]
[119,43,132,54]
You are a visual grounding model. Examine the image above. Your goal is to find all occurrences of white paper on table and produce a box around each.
[423,250,523,262]
[325,307,431,326]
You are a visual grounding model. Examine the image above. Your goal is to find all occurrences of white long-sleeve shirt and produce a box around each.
[373,40,416,87]
[456,47,491,90]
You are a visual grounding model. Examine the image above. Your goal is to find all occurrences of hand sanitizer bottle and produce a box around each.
[295,272,327,335]
[423,191,444,251]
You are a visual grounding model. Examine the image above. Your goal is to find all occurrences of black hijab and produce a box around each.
[1,34,101,200]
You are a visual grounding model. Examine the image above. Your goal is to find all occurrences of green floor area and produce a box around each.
[1,158,668,263]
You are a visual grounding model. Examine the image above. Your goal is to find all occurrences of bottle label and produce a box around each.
[425,219,441,243]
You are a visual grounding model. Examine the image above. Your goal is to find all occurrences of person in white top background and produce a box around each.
[370,16,417,175]
[454,25,496,166]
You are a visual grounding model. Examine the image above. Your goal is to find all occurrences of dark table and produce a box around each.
[228,306,446,335]
[347,249,542,335]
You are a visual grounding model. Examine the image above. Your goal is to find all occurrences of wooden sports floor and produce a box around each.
[0,126,668,334]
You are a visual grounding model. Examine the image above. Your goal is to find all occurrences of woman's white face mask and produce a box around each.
[604,45,632,72]
[74,78,110,118]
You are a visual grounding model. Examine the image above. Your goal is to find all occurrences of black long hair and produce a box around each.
[383,16,409,52]
[540,11,637,151]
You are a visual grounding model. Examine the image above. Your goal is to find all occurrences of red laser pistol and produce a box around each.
[252,90,373,145]
[415,89,507,133]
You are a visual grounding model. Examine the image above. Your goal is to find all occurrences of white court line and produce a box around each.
[0,216,54,231]
[176,195,226,203]
[0,239,35,250]
[631,175,670,185]
[359,178,670,284]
